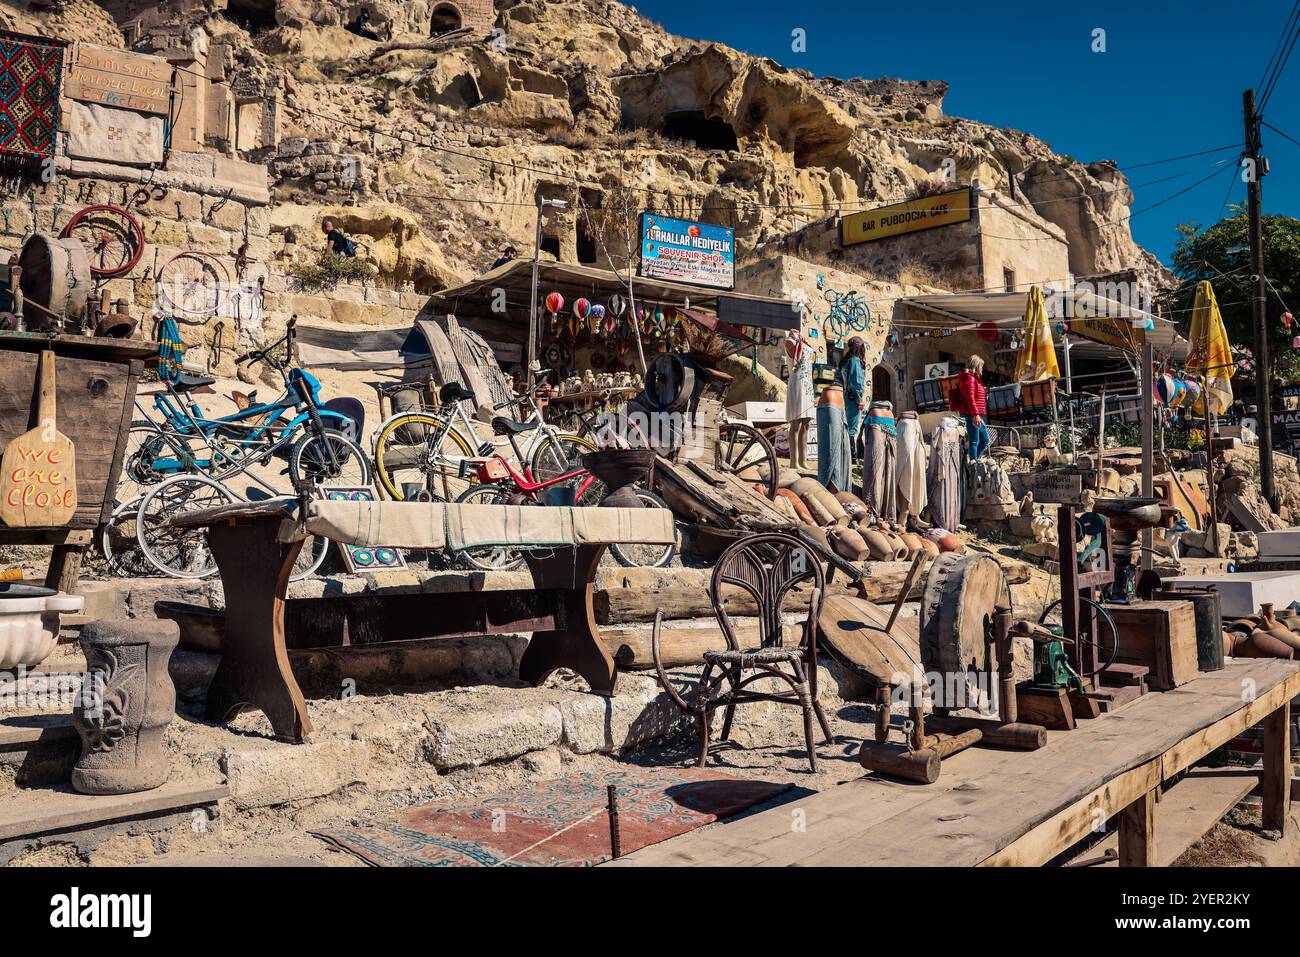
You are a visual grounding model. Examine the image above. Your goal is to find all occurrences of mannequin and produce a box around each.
[784,330,814,470]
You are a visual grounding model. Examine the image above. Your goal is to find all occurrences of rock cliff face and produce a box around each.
[4,0,1171,297]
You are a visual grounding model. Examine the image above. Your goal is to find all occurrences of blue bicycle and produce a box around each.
[122,320,369,499]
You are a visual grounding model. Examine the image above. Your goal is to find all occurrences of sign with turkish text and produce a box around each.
[841,187,973,246]
[638,214,735,290]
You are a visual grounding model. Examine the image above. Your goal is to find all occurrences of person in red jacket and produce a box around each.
[954,355,990,460]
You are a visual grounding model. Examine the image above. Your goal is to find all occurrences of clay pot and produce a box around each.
[829,525,871,561]
[834,490,871,523]
[1234,630,1296,660]
[924,527,964,554]
[72,619,179,795]
[1258,604,1300,653]
[898,532,925,559]
[776,488,816,525]
[0,583,84,670]
[919,538,941,558]
[881,531,909,560]
[581,450,654,508]
[861,527,895,561]
[790,477,846,526]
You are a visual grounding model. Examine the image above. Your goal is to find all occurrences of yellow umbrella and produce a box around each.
[1014,285,1060,382]
[1185,280,1234,416]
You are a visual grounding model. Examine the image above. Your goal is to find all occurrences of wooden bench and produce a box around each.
[172,498,677,743]
[610,658,1299,867]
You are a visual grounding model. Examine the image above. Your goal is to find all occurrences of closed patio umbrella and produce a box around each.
[1185,280,1234,416]
[1014,285,1060,382]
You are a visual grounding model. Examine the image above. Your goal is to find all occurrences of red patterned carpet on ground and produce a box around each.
[313,767,791,867]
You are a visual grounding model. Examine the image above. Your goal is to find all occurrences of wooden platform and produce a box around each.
[0,781,228,844]
[610,659,1299,867]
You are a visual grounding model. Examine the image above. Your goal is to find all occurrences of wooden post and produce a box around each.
[1140,341,1154,571]
[1204,375,1221,557]
[1118,789,1156,866]
[1262,699,1292,833]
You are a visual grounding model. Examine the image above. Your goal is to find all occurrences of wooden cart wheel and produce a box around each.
[919,553,1011,708]
[157,250,229,317]
[716,421,778,499]
[60,204,145,278]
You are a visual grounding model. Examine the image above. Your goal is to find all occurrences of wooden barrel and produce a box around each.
[644,352,695,411]
[18,233,91,324]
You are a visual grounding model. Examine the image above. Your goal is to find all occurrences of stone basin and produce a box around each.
[0,583,84,670]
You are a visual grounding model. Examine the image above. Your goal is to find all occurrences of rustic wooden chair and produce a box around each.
[652,532,832,772]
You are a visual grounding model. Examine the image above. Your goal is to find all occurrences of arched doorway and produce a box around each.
[431,3,463,34]
[871,364,894,404]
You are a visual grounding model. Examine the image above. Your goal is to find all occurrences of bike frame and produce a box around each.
[473,452,596,501]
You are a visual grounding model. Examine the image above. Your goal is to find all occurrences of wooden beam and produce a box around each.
[1118,788,1156,867]
[1160,668,1300,779]
[1263,699,1292,833]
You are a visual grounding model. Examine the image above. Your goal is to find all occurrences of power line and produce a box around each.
[1259,0,1300,112]
[1257,0,1300,104]
[1263,120,1300,150]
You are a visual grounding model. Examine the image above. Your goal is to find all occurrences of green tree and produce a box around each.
[1168,208,1300,375]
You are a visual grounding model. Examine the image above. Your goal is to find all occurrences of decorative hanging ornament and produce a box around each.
[1293,335,1300,349]
[977,320,998,343]
[608,294,626,317]
[1286,311,1295,330]
[573,298,591,321]
[589,303,606,335]
[1055,321,1069,335]
[544,291,564,315]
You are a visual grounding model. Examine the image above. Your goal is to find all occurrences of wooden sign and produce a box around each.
[1,351,77,527]
[841,187,973,246]
[1010,470,1084,505]
[66,43,173,116]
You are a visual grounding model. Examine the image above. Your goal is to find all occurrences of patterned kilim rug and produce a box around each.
[0,31,66,162]
[313,767,791,867]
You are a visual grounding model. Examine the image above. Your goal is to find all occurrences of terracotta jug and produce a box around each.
[776,488,816,525]
[829,525,871,561]
[1259,604,1300,653]
[898,532,924,559]
[861,527,895,561]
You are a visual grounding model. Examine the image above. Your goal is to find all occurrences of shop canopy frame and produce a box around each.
[430,259,800,331]
[897,288,1189,366]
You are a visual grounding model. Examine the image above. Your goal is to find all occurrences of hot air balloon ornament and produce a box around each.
[544,291,565,335]
[652,305,666,340]
[588,303,605,336]
[573,297,591,330]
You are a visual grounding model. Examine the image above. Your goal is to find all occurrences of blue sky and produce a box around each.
[633,0,1299,265]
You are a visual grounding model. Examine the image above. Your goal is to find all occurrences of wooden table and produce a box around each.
[610,658,1299,867]
[172,498,674,743]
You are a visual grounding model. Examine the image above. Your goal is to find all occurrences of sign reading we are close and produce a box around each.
[66,43,173,116]
[841,186,973,246]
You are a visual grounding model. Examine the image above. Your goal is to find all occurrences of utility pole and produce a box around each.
[1244,88,1276,508]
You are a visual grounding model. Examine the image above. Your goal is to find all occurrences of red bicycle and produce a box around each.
[452,416,677,571]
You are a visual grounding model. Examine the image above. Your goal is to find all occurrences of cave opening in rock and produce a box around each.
[225,0,277,33]
[577,188,603,264]
[431,3,464,35]
[661,111,739,152]
[541,235,562,260]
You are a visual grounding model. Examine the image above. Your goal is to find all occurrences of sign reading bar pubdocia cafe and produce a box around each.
[841,186,973,246]
[639,214,735,290]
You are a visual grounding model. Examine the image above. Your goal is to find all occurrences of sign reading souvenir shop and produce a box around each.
[638,214,735,290]
[840,186,973,246]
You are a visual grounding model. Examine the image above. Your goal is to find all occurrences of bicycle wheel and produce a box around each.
[136,474,237,579]
[100,494,154,577]
[530,432,601,500]
[61,204,144,278]
[157,250,229,317]
[608,489,679,569]
[291,533,330,581]
[288,429,372,491]
[372,412,477,501]
[452,483,525,571]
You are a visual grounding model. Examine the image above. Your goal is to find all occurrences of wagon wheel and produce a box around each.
[716,421,778,499]
[60,204,144,278]
[157,250,229,317]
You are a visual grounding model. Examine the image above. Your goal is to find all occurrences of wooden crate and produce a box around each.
[0,333,155,531]
[1103,601,1200,691]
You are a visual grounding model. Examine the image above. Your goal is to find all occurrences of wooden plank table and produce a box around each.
[610,658,1299,867]
[172,498,676,744]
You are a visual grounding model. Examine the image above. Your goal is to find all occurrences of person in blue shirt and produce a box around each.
[836,336,867,457]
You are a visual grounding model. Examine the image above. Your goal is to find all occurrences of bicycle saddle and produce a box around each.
[174,372,216,392]
[439,382,476,406]
[491,417,535,437]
